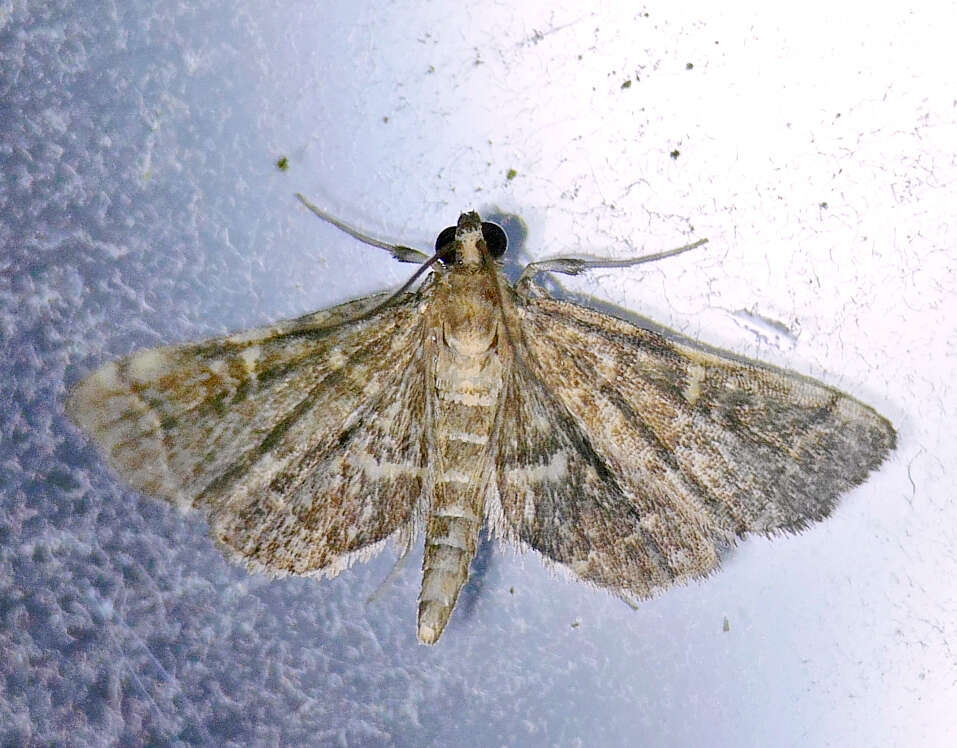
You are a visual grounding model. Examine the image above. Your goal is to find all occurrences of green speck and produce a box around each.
[621,79,632,89]
[670,149,680,160]
[506,168,518,181]
[275,156,289,171]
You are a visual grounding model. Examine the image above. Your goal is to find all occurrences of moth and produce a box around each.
[68,196,896,644]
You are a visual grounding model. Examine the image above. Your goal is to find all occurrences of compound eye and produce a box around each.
[434,226,457,264]
[482,222,507,258]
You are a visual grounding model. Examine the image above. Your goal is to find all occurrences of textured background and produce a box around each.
[2,0,955,745]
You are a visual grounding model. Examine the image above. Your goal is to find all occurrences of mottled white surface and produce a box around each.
[1,0,954,745]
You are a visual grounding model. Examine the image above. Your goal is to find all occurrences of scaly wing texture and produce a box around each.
[67,291,429,577]
[494,364,682,596]
[496,292,896,600]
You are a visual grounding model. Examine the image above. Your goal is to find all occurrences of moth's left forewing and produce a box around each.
[67,290,399,506]
[67,290,433,579]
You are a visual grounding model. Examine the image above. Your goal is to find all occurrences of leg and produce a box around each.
[295,193,431,264]
[517,238,708,292]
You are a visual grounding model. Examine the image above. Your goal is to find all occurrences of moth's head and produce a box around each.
[434,211,507,267]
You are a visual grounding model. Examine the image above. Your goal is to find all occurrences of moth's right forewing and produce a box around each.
[518,294,895,537]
